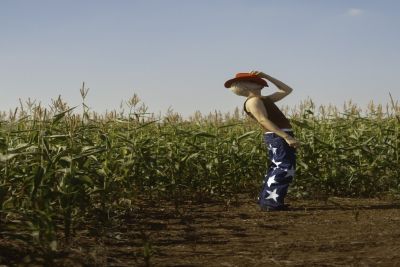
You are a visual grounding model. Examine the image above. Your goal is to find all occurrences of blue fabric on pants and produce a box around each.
[258,131,296,209]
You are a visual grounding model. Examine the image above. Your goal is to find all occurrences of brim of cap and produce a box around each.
[224,76,268,88]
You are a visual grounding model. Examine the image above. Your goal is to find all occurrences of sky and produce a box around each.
[1,0,399,118]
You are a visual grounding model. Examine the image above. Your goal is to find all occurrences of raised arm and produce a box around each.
[250,71,293,103]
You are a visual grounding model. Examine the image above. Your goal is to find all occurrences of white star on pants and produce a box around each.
[267,175,277,187]
[266,188,279,202]
[284,166,295,178]
[268,144,277,155]
[272,158,282,169]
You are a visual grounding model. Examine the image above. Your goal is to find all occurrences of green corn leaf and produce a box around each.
[75,175,94,185]
[52,106,77,125]
[237,131,257,141]
[30,166,45,200]
[194,132,216,138]
[0,153,18,162]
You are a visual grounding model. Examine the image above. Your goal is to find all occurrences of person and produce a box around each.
[224,71,300,211]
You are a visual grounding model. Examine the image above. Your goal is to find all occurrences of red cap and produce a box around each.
[224,73,268,88]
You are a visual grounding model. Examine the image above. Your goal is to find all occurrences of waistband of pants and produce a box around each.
[265,128,293,134]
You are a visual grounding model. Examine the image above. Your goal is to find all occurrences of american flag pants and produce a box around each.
[258,130,296,209]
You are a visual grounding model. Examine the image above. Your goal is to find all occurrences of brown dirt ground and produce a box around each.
[1,194,400,267]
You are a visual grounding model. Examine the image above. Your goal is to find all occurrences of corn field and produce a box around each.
[0,86,399,256]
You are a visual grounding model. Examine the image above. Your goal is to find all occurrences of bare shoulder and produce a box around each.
[245,96,267,114]
[246,96,263,107]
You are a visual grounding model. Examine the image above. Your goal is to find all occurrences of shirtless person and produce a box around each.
[225,71,300,211]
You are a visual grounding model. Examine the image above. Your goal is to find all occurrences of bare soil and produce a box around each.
[1,195,400,266]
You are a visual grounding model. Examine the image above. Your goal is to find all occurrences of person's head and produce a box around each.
[224,72,268,97]
[229,81,264,97]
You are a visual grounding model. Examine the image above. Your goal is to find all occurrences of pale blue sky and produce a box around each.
[1,0,399,117]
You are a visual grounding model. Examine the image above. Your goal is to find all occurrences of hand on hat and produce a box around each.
[250,70,268,79]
